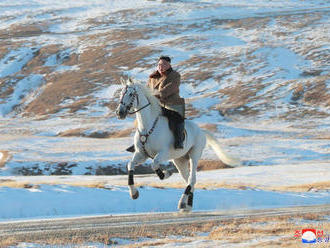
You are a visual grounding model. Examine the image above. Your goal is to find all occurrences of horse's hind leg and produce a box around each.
[173,156,189,183]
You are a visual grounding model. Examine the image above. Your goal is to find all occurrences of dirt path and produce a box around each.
[1,204,329,246]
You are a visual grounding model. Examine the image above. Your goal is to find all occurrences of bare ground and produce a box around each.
[0,205,329,247]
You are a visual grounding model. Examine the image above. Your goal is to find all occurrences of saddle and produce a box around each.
[126,112,185,153]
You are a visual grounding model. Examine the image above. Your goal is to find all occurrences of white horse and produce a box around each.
[116,79,240,211]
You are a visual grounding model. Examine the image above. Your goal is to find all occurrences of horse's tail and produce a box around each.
[203,130,241,167]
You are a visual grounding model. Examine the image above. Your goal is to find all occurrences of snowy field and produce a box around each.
[0,183,329,222]
[0,1,329,246]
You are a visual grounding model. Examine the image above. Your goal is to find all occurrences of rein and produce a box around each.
[138,115,160,158]
[120,84,159,158]
[120,85,151,115]
[128,102,151,114]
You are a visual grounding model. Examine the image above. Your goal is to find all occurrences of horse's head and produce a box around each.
[116,78,138,119]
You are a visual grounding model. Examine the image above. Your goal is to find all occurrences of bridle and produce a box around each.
[119,84,159,158]
[119,85,151,114]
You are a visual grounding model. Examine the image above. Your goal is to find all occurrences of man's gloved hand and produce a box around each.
[153,90,161,99]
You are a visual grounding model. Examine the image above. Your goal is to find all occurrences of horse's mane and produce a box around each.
[133,82,161,115]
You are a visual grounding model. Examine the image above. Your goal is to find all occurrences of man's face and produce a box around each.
[157,59,171,74]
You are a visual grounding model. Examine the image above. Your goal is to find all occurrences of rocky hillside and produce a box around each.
[0,0,329,120]
[0,0,329,175]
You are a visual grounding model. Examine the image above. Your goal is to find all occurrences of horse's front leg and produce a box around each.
[128,151,147,200]
[178,156,198,212]
[151,150,172,180]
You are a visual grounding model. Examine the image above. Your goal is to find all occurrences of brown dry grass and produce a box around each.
[108,128,134,138]
[1,211,328,247]
[58,128,133,138]
[303,77,330,107]
[121,237,197,248]
[185,103,200,118]
[197,159,230,171]
[272,181,330,192]
[144,179,330,192]
[209,214,330,248]
[1,23,156,117]
[291,83,304,102]
[1,176,328,193]
[143,180,258,191]
[0,180,41,189]
[1,11,328,121]
[216,82,262,116]
[197,182,258,190]
[223,17,271,30]
[0,180,110,189]
[276,13,322,31]
[0,23,46,40]
[313,135,330,140]
[0,150,10,168]
[200,123,218,132]
[0,237,17,247]
[57,128,87,137]
[0,230,123,247]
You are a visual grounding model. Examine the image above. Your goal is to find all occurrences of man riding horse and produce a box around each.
[116,63,240,211]
[127,56,185,152]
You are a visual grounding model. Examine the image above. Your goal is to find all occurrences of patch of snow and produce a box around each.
[0,0,161,31]
[53,65,80,73]
[95,84,122,99]
[191,96,220,111]
[252,47,311,81]
[0,74,44,117]
[44,48,72,67]
[191,110,224,123]
[181,79,220,99]
[26,188,42,193]
[122,67,153,82]
[0,184,329,221]
[76,104,110,118]
[0,47,37,78]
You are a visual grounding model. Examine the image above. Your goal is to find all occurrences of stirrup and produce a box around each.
[126,145,135,153]
[174,141,184,149]
[174,144,184,149]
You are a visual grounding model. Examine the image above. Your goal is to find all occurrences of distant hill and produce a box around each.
[0,0,328,120]
[0,0,329,175]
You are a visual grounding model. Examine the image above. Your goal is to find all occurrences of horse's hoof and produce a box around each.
[130,190,139,200]
[178,202,186,210]
[178,194,187,210]
[179,206,192,213]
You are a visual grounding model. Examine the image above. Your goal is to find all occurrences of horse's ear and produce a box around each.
[127,77,134,85]
[120,77,126,86]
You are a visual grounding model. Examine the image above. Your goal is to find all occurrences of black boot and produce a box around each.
[126,145,135,153]
[174,122,184,149]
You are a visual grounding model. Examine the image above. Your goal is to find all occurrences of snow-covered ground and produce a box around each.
[0,184,329,222]
[0,115,329,175]
[0,161,329,222]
